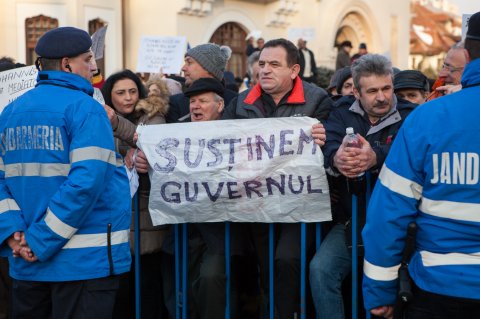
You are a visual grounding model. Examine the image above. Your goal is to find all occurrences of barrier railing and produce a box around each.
[133,174,373,319]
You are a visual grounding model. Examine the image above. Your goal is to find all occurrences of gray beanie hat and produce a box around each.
[186,43,232,81]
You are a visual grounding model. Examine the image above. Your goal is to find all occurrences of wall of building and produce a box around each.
[1,0,411,74]
[0,0,122,75]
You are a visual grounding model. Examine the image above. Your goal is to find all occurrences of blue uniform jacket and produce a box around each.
[362,58,480,310]
[0,71,131,281]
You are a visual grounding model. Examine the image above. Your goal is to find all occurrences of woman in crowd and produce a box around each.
[102,69,170,319]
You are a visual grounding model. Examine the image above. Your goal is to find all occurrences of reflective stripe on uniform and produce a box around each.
[116,157,124,167]
[0,198,20,214]
[5,163,70,178]
[44,208,77,239]
[420,250,480,267]
[70,146,116,166]
[379,164,423,200]
[420,197,480,223]
[363,259,400,281]
[62,229,129,249]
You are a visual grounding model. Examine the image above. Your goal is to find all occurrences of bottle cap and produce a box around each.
[346,127,354,135]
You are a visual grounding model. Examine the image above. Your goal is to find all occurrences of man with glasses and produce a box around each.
[428,43,467,100]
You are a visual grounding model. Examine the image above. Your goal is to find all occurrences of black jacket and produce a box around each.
[223,76,331,121]
[323,96,417,224]
[298,48,317,79]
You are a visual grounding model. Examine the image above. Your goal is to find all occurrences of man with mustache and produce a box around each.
[309,54,416,319]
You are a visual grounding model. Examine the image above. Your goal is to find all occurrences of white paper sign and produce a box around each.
[91,25,108,60]
[288,28,316,42]
[246,30,262,40]
[462,14,473,40]
[136,36,187,74]
[137,117,332,225]
[0,65,37,114]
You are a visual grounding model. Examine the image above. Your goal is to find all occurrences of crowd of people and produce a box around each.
[1,10,480,319]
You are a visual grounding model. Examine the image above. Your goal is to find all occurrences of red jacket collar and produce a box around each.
[243,75,305,105]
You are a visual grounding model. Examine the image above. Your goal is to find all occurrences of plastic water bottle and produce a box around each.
[344,127,366,194]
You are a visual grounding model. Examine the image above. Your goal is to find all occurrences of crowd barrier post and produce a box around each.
[134,192,141,319]
[174,224,181,319]
[182,224,188,319]
[225,222,231,319]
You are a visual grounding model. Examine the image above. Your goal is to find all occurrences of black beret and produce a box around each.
[359,43,367,49]
[184,78,224,98]
[35,27,92,59]
[394,70,429,92]
[340,40,352,48]
[467,12,480,41]
[336,66,352,94]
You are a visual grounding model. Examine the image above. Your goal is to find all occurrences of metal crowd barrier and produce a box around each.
[133,174,374,319]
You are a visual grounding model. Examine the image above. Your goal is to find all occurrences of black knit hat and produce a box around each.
[394,70,429,92]
[35,27,92,59]
[336,67,352,93]
[184,78,224,98]
[466,12,480,41]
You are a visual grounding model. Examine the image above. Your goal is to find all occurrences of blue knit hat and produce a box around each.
[185,44,232,81]
[35,27,92,59]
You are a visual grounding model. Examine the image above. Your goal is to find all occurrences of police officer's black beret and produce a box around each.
[184,78,225,98]
[35,27,92,59]
[394,70,429,92]
[467,12,480,41]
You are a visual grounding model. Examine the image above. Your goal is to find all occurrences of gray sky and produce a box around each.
[451,0,479,15]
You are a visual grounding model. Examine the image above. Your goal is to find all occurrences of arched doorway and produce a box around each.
[334,12,371,52]
[209,22,247,79]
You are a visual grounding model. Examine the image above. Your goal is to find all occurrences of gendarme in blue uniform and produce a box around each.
[0,70,131,281]
[362,58,480,310]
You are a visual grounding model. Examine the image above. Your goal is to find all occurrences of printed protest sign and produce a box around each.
[288,28,316,42]
[136,36,187,74]
[0,65,37,114]
[137,117,331,225]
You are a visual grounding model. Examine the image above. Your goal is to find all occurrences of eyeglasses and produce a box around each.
[442,63,464,73]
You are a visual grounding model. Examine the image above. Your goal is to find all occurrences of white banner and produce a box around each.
[136,36,187,74]
[137,117,332,225]
[0,65,37,114]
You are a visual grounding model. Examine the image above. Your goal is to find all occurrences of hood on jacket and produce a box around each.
[36,70,94,96]
[135,95,170,119]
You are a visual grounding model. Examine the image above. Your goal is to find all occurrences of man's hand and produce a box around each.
[435,84,462,96]
[135,150,150,174]
[312,123,326,146]
[370,305,393,319]
[334,134,376,178]
[7,232,38,262]
[103,104,119,129]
